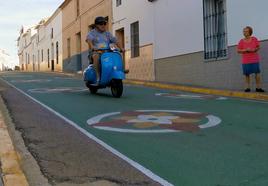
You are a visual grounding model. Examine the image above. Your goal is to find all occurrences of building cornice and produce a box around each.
[45,8,61,26]
[59,0,72,9]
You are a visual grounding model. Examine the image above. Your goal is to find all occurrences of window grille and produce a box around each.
[116,0,122,7]
[203,0,227,60]
[76,0,80,17]
[67,38,71,58]
[41,49,44,62]
[131,21,140,58]
[51,28,54,39]
[56,42,59,64]
[47,49,50,68]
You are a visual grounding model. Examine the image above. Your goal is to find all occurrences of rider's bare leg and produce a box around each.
[92,53,100,81]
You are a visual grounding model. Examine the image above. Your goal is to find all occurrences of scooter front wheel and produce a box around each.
[89,86,98,94]
[111,79,123,98]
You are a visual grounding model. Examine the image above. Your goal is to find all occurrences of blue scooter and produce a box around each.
[83,47,125,98]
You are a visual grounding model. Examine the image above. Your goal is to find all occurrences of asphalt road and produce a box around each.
[1,72,268,186]
[0,74,160,186]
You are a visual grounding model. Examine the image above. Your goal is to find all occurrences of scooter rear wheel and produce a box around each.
[111,79,123,98]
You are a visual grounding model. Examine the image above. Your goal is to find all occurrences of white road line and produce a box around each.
[237,98,268,104]
[1,78,173,186]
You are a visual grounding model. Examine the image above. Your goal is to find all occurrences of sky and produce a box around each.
[0,0,64,67]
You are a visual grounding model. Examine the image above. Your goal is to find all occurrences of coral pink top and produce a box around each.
[237,36,260,64]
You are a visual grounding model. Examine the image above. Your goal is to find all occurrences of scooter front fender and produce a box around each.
[111,71,125,80]
[83,65,97,83]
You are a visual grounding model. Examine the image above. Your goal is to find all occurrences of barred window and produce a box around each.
[56,42,59,64]
[67,38,71,58]
[51,28,54,39]
[47,49,50,68]
[41,49,44,62]
[76,0,80,17]
[116,0,122,7]
[203,0,227,60]
[131,21,140,58]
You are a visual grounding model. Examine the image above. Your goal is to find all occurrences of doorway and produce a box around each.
[76,32,82,71]
[115,28,126,69]
[51,43,55,71]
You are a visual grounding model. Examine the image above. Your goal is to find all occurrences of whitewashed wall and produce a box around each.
[37,10,62,71]
[112,0,154,49]
[153,0,204,60]
[227,0,268,46]
[37,25,47,69]
[46,10,63,71]
[153,0,268,60]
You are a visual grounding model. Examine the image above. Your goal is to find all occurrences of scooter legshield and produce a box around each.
[83,65,97,83]
[100,52,124,83]
[111,71,125,80]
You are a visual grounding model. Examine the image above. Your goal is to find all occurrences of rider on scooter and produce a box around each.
[86,16,124,83]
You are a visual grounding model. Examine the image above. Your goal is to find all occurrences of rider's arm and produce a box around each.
[108,32,124,52]
[86,39,94,51]
[86,31,97,52]
[116,41,125,52]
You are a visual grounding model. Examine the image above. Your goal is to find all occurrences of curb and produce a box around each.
[0,98,29,186]
[125,80,268,101]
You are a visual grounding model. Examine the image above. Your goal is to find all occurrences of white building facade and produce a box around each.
[112,0,155,81]
[113,0,268,90]
[17,27,37,71]
[18,8,63,72]
[42,9,63,72]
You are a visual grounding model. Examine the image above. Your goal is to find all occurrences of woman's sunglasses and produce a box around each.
[98,22,107,26]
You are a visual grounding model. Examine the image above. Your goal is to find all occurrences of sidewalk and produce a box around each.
[0,96,28,186]
[124,79,268,101]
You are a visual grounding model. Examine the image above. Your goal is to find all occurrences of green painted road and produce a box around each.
[1,72,268,186]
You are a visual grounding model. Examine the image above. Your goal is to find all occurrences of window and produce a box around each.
[203,0,227,60]
[116,0,122,7]
[51,28,54,39]
[56,42,59,64]
[130,21,140,58]
[47,49,50,68]
[76,32,81,53]
[28,54,30,64]
[41,49,44,62]
[67,38,71,58]
[76,0,80,17]
[38,50,40,63]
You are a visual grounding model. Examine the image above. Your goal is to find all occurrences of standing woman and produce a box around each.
[237,26,265,92]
